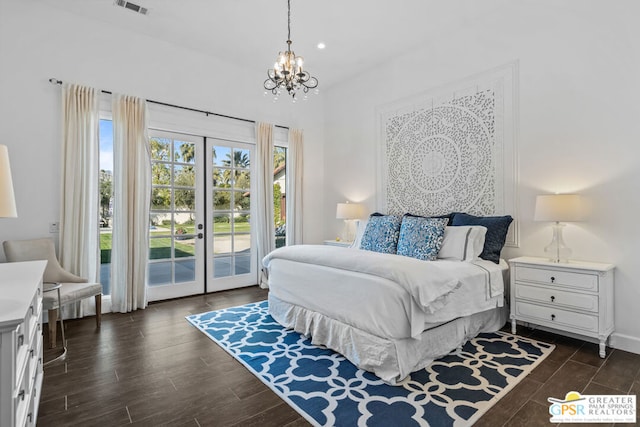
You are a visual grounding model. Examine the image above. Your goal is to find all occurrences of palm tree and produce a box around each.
[223,150,250,168]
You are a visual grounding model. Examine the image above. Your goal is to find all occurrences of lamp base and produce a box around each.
[341,219,357,243]
[544,222,572,263]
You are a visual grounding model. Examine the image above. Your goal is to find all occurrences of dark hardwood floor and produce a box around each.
[39,287,640,426]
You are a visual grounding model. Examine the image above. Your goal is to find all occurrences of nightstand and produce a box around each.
[323,240,352,247]
[509,256,615,358]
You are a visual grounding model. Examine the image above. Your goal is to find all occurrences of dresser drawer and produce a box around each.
[515,301,599,333]
[515,266,598,291]
[514,283,598,313]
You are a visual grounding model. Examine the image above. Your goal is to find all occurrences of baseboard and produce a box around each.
[609,332,640,355]
[514,321,640,356]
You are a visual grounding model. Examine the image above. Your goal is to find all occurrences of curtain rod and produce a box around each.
[48,78,289,130]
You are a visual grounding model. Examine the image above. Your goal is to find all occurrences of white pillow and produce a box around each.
[350,219,369,249]
[437,226,487,261]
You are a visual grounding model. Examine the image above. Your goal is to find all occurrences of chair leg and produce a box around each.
[95,294,102,329]
[48,309,58,348]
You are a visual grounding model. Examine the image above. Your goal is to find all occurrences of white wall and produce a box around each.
[323,1,640,353]
[0,2,325,261]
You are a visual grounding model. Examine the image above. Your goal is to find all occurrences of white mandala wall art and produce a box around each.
[377,62,519,246]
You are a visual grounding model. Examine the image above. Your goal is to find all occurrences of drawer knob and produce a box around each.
[28,413,33,423]
[550,276,556,283]
[18,389,25,400]
[551,314,556,321]
[550,295,555,302]
[17,334,24,347]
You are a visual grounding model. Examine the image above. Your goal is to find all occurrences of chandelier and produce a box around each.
[264,0,318,101]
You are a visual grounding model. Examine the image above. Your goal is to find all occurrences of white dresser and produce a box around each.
[0,260,46,427]
[509,257,615,358]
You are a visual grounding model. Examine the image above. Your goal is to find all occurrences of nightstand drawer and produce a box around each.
[515,301,599,333]
[515,266,598,291]
[514,284,598,313]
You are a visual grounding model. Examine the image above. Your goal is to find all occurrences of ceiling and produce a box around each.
[34,0,507,89]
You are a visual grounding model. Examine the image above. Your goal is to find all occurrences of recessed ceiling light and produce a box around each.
[317,42,326,50]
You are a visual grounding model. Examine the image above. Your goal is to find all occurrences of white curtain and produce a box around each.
[111,94,151,313]
[60,83,100,317]
[255,122,275,287]
[286,128,304,245]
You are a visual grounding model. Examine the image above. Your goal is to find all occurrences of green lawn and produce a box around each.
[99,222,252,264]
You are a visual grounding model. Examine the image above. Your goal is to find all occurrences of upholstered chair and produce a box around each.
[3,238,102,348]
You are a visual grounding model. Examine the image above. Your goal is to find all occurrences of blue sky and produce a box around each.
[99,119,113,172]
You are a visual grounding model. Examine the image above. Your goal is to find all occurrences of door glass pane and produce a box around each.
[148,262,172,286]
[175,189,195,211]
[151,188,171,210]
[235,255,251,275]
[175,259,195,283]
[214,257,231,278]
[232,148,251,168]
[150,237,172,260]
[173,165,195,188]
[233,170,250,190]
[174,237,195,258]
[234,234,250,253]
[213,190,231,210]
[150,138,171,161]
[213,146,231,166]
[213,234,231,255]
[174,141,195,164]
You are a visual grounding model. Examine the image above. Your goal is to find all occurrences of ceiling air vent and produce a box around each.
[114,0,149,15]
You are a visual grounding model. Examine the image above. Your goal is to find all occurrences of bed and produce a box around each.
[262,214,513,384]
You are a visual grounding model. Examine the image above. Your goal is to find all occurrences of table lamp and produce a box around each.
[0,144,17,218]
[336,202,363,242]
[534,194,583,263]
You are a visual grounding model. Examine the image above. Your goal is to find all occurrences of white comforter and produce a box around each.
[263,245,505,339]
[263,245,461,313]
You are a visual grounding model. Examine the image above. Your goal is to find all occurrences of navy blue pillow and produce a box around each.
[450,213,513,263]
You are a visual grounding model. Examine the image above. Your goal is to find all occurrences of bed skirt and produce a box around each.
[268,293,508,384]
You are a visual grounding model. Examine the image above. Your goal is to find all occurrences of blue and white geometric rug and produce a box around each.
[186,301,554,427]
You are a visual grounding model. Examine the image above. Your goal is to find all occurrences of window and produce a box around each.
[99,119,114,295]
[274,146,287,247]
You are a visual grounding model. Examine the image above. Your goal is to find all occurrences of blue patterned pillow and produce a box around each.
[451,212,513,264]
[397,216,448,261]
[359,214,402,254]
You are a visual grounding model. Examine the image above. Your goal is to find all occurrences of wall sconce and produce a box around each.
[0,144,17,218]
[336,202,363,242]
[534,194,584,263]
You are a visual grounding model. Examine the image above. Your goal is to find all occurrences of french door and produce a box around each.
[146,130,257,301]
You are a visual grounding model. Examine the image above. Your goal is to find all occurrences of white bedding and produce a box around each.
[264,245,507,339]
[263,245,509,383]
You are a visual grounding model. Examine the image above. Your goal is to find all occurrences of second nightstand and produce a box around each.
[323,240,353,248]
[509,256,615,358]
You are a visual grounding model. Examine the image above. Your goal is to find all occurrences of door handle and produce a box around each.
[197,224,204,230]
[197,233,203,239]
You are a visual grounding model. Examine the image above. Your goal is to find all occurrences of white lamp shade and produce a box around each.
[0,145,17,218]
[336,202,363,220]
[534,194,583,222]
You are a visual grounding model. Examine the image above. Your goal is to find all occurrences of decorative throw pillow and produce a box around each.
[359,213,402,254]
[450,213,513,263]
[437,225,487,261]
[396,216,448,261]
[350,218,369,248]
